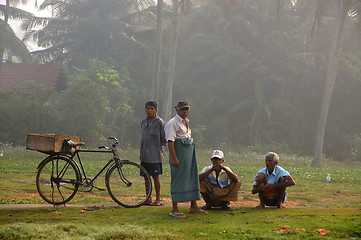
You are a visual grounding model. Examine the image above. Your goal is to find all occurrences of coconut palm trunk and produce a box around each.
[162,0,179,121]
[151,0,164,101]
[312,0,350,167]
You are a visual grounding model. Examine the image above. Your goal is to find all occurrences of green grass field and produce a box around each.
[0,146,360,239]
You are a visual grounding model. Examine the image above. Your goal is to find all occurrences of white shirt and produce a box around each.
[200,165,234,188]
[164,114,192,142]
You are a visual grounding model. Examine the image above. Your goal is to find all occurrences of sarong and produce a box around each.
[169,138,200,203]
[200,180,241,206]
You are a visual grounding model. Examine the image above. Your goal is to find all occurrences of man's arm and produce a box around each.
[265,176,295,191]
[199,167,214,182]
[221,165,239,182]
[167,140,179,168]
[252,173,266,194]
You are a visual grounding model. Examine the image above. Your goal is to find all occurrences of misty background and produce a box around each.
[1,0,361,166]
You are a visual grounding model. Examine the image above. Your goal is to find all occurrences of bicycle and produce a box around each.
[35,136,152,208]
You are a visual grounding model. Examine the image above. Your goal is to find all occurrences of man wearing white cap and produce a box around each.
[252,152,295,208]
[199,150,241,210]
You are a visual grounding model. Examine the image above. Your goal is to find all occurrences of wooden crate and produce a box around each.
[26,134,81,153]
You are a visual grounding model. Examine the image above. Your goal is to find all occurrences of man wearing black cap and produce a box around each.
[165,101,207,218]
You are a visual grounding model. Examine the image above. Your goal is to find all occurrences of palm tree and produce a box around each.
[151,0,164,101]
[162,0,179,121]
[229,79,294,145]
[0,2,32,61]
[23,0,155,66]
[310,0,358,167]
[162,0,233,121]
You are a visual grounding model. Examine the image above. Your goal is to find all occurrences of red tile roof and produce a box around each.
[0,63,63,92]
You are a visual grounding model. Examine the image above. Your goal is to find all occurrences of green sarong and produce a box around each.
[169,138,200,203]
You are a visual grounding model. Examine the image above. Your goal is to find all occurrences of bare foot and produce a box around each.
[256,204,265,208]
[189,206,202,212]
[277,204,286,208]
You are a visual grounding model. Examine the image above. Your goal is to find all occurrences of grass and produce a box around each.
[0,206,360,239]
[0,145,360,239]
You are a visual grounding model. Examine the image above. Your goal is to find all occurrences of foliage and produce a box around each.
[50,60,136,146]
[0,4,32,61]
[23,0,155,66]
[1,0,361,162]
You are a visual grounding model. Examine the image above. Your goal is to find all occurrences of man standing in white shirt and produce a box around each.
[165,101,207,218]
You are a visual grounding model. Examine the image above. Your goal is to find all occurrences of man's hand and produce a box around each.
[172,157,179,168]
[264,184,274,191]
[211,162,222,171]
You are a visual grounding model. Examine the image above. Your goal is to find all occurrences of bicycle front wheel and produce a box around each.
[106,161,152,208]
[36,155,80,205]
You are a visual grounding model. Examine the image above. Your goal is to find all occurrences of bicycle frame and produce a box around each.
[70,149,117,186]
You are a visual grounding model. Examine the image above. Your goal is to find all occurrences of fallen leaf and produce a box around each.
[281,225,292,230]
[52,211,61,214]
[80,209,86,213]
[317,229,330,236]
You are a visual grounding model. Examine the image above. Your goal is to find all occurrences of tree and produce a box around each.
[151,0,163,101]
[23,0,155,66]
[162,0,179,121]
[311,0,355,167]
[0,3,32,61]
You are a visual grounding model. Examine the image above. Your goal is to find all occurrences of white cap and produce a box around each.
[211,150,224,159]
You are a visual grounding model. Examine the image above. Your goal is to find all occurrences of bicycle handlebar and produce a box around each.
[97,137,119,150]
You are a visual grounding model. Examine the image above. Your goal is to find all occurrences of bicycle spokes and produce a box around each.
[106,162,152,208]
[36,156,80,205]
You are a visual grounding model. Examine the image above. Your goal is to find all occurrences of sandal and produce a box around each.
[169,212,186,218]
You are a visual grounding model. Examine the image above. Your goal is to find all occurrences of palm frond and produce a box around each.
[0,4,34,20]
[0,19,31,62]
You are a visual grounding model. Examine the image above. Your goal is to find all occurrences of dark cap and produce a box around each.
[175,101,190,109]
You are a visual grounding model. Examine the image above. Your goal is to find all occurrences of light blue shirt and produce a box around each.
[253,165,290,186]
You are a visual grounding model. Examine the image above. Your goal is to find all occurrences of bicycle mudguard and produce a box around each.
[36,154,81,173]
[105,160,131,176]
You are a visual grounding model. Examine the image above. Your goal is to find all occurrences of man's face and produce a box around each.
[176,107,189,119]
[265,157,277,172]
[145,106,157,118]
[211,157,223,166]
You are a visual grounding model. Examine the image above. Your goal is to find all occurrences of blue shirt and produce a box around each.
[140,115,166,164]
[253,165,291,186]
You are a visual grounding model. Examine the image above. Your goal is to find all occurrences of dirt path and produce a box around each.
[0,198,307,210]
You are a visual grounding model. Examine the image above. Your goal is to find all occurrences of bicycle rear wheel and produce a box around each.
[36,155,80,205]
[106,161,152,208]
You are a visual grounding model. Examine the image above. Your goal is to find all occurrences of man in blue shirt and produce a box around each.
[252,152,295,208]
